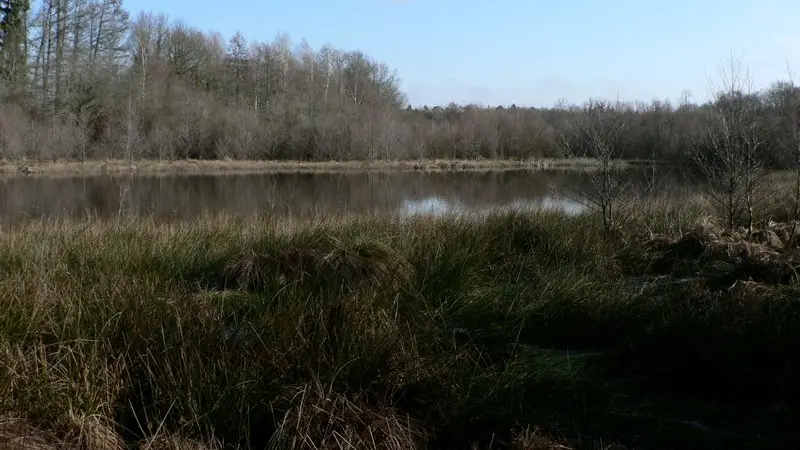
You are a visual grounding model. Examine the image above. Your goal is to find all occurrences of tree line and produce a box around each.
[1,0,800,167]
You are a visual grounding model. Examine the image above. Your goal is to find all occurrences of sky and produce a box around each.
[121,0,800,108]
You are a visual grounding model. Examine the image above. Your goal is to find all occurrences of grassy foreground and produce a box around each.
[1,204,799,449]
[0,157,650,176]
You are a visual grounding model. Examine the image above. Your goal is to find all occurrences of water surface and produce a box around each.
[0,169,694,225]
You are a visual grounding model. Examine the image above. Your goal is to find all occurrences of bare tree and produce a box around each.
[129,11,158,104]
[559,99,631,232]
[693,55,768,232]
[773,70,800,241]
[11,1,800,169]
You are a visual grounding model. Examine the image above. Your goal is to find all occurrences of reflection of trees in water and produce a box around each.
[0,169,696,225]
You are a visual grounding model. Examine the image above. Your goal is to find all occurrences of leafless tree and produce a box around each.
[692,55,768,232]
[7,1,800,170]
[772,70,800,241]
[559,99,631,232]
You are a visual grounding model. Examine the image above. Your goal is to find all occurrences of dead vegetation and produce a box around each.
[224,236,413,292]
[0,414,123,450]
[2,211,798,449]
[511,426,572,450]
[646,218,800,287]
[136,434,222,450]
[0,417,217,450]
[0,417,70,450]
[60,414,125,450]
[267,383,427,450]
[0,158,557,177]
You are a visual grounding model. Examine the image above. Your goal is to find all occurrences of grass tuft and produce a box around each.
[223,232,411,294]
[0,417,71,450]
[511,426,572,450]
[2,205,800,448]
[137,434,222,450]
[268,381,428,450]
[61,413,125,450]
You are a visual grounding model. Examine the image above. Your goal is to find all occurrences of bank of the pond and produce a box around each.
[0,157,660,177]
[1,207,798,449]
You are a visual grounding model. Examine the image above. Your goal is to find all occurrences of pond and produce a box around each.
[0,168,695,226]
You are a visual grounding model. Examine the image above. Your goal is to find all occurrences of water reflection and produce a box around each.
[398,195,587,217]
[0,169,693,226]
[400,197,463,216]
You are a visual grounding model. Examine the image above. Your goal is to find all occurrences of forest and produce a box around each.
[2,0,800,167]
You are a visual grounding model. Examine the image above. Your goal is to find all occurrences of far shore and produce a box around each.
[0,157,663,177]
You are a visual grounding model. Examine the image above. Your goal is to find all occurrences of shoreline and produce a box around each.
[0,157,660,177]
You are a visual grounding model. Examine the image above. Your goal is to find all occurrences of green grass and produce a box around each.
[1,203,800,449]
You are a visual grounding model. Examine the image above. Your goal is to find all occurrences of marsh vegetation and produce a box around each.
[2,189,800,449]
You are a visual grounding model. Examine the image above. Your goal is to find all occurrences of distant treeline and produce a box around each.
[1,2,799,167]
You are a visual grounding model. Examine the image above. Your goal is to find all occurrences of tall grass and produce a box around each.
[1,204,799,449]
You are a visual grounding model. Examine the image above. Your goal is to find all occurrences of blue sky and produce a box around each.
[122,0,800,108]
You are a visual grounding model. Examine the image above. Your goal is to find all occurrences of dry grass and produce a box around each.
[0,417,70,450]
[137,434,222,450]
[0,209,797,449]
[0,417,217,450]
[0,157,641,177]
[268,382,427,450]
[511,426,572,450]
[0,414,123,450]
[646,217,800,285]
[224,235,413,292]
[61,413,125,450]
